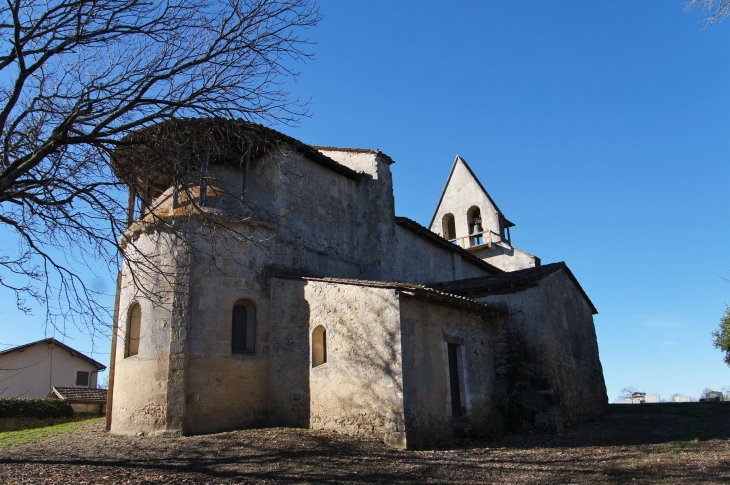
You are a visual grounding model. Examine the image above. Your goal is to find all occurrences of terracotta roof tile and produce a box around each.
[52,387,108,401]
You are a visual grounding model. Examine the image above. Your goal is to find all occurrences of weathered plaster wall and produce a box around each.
[391,225,494,284]
[535,272,608,427]
[0,344,100,399]
[183,236,270,434]
[306,282,403,443]
[316,149,398,281]
[267,278,311,428]
[473,271,607,432]
[180,148,391,434]
[111,230,179,437]
[399,296,500,448]
[476,287,563,431]
[471,244,539,272]
[269,278,405,445]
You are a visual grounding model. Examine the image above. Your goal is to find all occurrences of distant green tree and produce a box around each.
[711,306,730,365]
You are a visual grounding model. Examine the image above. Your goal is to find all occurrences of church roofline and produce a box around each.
[270,274,506,317]
[113,118,363,197]
[428,262,598,315]
[394,216,503,274]
[428,155,507,230]
[313,146,395,165]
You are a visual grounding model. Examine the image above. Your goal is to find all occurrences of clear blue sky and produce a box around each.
[2,1,729,401]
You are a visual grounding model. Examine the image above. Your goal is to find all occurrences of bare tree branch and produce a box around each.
[0,0,321,338]
[685,0,730,25]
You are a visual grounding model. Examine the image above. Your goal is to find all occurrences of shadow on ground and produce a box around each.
[1,403,729,484]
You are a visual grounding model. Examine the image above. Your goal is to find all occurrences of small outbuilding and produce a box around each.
[46,387,108,414]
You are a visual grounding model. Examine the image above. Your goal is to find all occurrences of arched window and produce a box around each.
[232,300,256,354]
[466,206,483,247]
[125,303,141,358]
[565,300,581,361]
[312,325,327,367]
[442,213,456,241]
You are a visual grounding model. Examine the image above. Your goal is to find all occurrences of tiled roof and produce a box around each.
[52,387,108,402]
[313,146,396,165]
[271,274,506,317]
[0,338,106,370]
[429,262,598,314]
[113,119,363,197]
[394,216,503,274]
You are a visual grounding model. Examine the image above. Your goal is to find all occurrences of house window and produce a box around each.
[447,343,463,417]
[312,325,327,367]
[442,213,456,241]
[125,303,141,358]
[76,371,89,386]
[565,300,581,361]
[232,300,256,353]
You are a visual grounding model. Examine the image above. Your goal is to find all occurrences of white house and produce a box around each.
[0,338,106,398]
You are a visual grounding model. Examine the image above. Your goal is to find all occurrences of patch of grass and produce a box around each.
[0,417,101,448]
[668,437,699,454]
[630,459,639,468]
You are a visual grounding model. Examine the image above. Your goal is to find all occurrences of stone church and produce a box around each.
[107,119,607,449]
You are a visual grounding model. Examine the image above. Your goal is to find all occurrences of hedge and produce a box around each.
[0,398,73,419]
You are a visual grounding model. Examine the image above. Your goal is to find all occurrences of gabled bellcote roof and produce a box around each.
[428,155,514,230]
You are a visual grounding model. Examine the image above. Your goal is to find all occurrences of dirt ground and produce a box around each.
[1,403,730,484]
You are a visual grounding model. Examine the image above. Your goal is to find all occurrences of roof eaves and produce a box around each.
[313,146,396,165]
[428,262,598,315]
[270,274,505,317]
[559,265,598,315]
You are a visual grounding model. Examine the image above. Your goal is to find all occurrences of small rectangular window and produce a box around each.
[232,302,255,353]
[76,371,89,386]
[448,343,463,417]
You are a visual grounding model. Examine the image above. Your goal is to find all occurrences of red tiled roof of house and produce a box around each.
[52,387,108,402]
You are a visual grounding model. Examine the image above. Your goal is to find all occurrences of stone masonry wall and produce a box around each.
[269,278,405,445]
[474,271,608,432]
[398,296,501,448]
[390,225,495,284]
[111,229,178,436]
[536,272,608,427]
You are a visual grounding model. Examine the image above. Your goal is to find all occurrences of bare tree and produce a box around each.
[616,386,639,402]
[685,0,730,25]
[0,0,321,340]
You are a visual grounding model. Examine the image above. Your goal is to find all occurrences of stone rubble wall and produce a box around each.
[398,296,501,448]
[476,271,608,432]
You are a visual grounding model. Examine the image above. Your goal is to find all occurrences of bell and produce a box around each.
[471,223,484,235]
